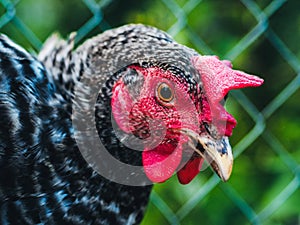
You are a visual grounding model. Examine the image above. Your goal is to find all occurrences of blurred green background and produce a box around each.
[0,0,299,224]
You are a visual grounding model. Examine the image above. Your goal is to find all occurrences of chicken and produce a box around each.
[0,24,263,224]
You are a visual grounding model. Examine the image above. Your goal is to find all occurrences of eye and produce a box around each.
[157,82,174,103]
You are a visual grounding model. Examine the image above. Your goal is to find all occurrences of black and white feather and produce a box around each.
[0,27,161,225]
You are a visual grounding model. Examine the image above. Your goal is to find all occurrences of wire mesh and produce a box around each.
[0,0,299,224]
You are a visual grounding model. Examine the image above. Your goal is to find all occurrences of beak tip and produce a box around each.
[218,160,233,182]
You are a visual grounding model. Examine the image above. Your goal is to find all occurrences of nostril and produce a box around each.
[203,122,211,135]
[202,122,222,139]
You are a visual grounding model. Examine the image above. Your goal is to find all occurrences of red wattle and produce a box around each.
[142,142,182,183]
[177,157,204,184]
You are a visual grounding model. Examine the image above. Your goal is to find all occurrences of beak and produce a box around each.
[181,129,233,181]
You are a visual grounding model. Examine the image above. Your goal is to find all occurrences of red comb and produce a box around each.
[192,55,264,103]
[192,55,264,136]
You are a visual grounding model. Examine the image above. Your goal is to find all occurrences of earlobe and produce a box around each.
[111,80,134,133]
[111,67,145,134]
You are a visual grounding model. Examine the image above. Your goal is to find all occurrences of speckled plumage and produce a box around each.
[0,24,200,225]
[1,25,175,225]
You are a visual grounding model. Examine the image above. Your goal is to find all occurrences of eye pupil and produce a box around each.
[160,86,172,100]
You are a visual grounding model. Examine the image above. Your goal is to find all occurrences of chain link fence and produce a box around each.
[0,0,299,224]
